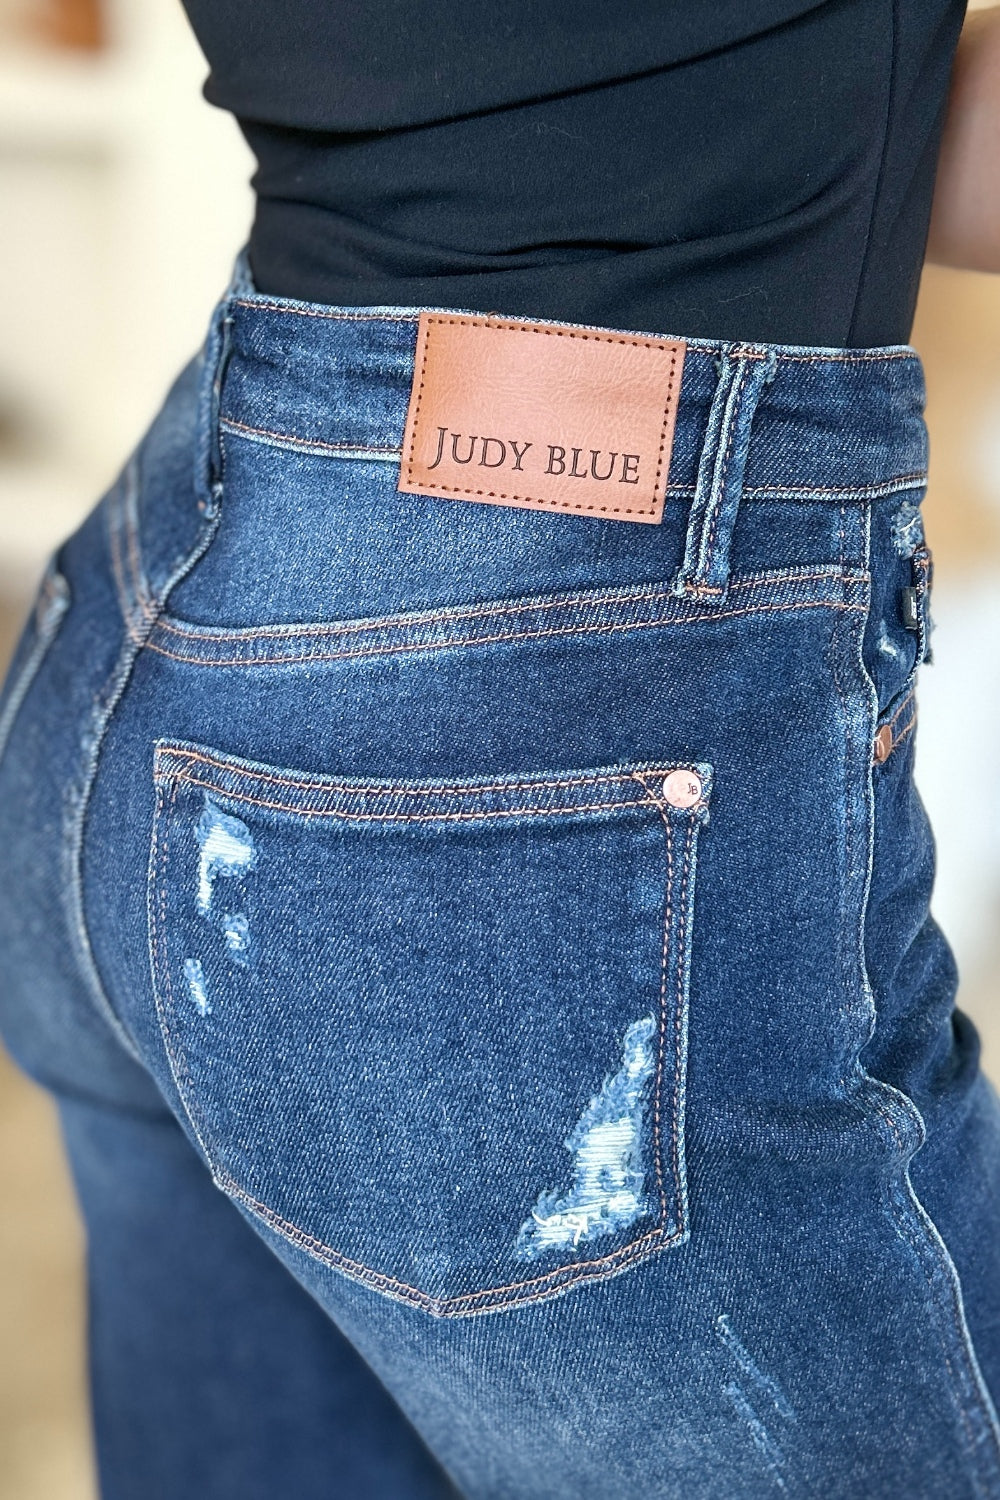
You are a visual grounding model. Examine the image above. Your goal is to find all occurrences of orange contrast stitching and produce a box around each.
[151,568,852,644]
[230,298,917,363]
[149,770,693,1315]
[144,596,864,670]
[154,749,686,801]
[221,415,400,455]
[164,781,663,826]
[887,690,917,734]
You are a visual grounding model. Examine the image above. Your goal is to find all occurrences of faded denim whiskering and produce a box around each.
[0,255,998,1499]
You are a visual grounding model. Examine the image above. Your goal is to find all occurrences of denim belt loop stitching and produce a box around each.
[671,345,779,600]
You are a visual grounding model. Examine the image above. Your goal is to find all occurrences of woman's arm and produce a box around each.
[927,5,1000,272]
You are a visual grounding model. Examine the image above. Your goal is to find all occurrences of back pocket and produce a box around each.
[149,741,712,1316]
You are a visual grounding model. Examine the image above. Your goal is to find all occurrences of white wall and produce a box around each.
[0,0,253,597]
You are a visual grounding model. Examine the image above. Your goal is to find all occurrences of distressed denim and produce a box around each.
[1,255,999,1499]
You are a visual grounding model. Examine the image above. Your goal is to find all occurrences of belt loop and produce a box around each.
[671,345,778,600]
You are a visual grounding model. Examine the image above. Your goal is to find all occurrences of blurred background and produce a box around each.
[0,1,997,1496]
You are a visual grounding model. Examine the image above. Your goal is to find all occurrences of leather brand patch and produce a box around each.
[398,313,685,524]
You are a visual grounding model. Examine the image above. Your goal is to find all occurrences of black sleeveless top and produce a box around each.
[180,0,966,346]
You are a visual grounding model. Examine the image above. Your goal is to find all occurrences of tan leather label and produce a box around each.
[398,313,685,524]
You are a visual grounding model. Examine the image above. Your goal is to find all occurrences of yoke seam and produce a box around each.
[140,596,865,670]
[150,567,854,644]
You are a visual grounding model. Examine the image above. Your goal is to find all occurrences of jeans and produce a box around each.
[1,256,999,1499]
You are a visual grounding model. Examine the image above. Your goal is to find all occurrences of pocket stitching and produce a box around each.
[157,744,684,800]
[160,744,689,804]
[148,767,702,1316]
[165,777,679,827]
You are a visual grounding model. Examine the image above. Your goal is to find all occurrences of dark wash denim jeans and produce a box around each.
[1,255,1000,1500]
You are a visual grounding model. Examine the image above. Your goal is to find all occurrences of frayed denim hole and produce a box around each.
[514,1013,657,1261]
[891,498,924,557]
[195,797,256,917]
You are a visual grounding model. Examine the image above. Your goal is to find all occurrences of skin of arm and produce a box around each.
[926,5,1000,272]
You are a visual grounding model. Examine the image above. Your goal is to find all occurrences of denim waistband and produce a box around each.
[212,258,928,509]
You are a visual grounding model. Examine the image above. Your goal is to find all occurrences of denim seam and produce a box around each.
[161,778,674,826]
[893,1169,1000,1485]
[124,464,150,617]
[852,513,1000,1482]
[233,300,424,324]
[695,360,749,587]
[217,417,925,501]
[140,597,865,670]
[69,473,221,1064]
[877,678,921,740]
[888,710,917,755]
[653,815,675,1221]
[108,488,132,625]
[741,477,924,501]
[643,794,697,1239]
[149,566,857,644]
[154,749,697,801]
[148,772,702,1316]
[869,1098,1000,1482]
[219,1175,681,1317]
[671,354,739,595]
[0,565,70,773]
[149,778,220,1167]
[109,463,146,632]
[886,689,917,734]
[221,415,400,454]
[872,694,918,766]
[673,824,693,1231]
[229,298,919,364]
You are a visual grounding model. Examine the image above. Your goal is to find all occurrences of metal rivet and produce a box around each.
[661,769,703,808]
[873,724,893,763]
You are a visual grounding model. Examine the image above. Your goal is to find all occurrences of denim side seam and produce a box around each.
[848,509,1000,1490]
[0,562,70,771]
[63,466,221,1065]
[146,766,706,1317]
[65,306,233,1065]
